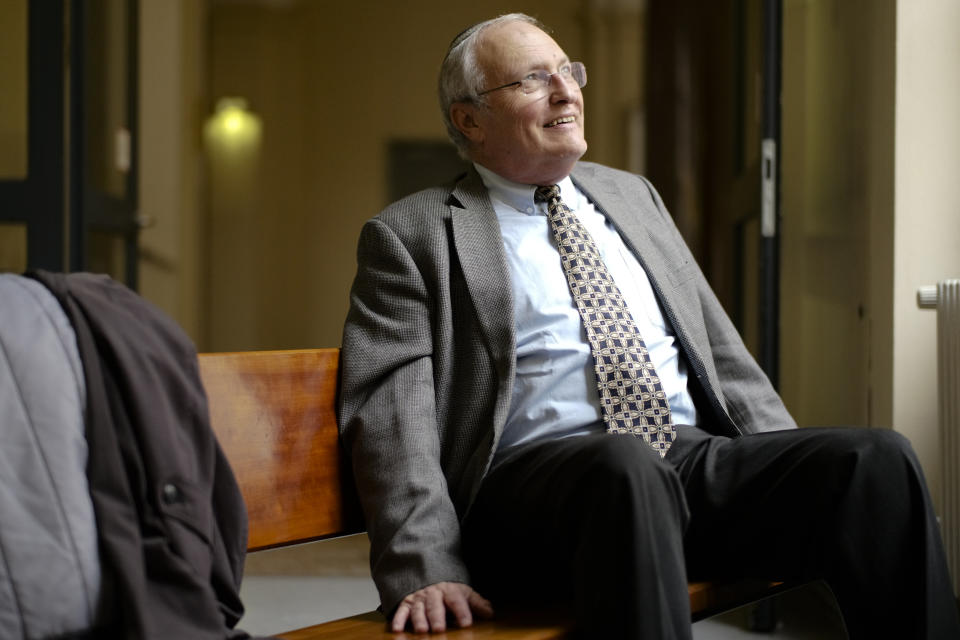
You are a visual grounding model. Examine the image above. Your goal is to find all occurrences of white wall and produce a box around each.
[893,0,960,506]
[781,0,960,510]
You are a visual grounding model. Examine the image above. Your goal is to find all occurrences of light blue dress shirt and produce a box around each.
[474,164,698,465]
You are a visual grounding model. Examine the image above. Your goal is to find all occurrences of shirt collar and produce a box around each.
[473,163,579,216]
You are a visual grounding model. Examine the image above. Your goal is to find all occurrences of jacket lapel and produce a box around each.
[571,164,677,300]
[570,164,723,417]
[449,169,516,388]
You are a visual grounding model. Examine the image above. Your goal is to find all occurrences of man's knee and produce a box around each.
[576,434,670,482]
[808,428,927,514]
[574,435,689,524]
[860,428,914,459]
[826,428,918,471]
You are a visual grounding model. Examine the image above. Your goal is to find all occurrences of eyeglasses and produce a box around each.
[477,61,587,97]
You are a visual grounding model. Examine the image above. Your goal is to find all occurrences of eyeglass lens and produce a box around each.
[521,62,587,94]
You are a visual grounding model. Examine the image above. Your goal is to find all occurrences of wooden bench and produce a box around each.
[199,348,785,638]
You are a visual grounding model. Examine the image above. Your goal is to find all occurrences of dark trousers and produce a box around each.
[461,426,960,639]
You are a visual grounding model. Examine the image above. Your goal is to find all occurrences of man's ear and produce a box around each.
[450,102,484,145]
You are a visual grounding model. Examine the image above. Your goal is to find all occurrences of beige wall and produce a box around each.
[138,0,206,342]
[892,0,960,507]
[200,0,643,351]
[0,0,28,180]
[137,0,645,352]
[780,0,895,429]
[0,0,29,273]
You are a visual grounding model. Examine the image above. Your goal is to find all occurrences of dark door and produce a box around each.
[0,0,139,288]
[71,0,141,288]
[646,0,781,383]
[0,1,67,274]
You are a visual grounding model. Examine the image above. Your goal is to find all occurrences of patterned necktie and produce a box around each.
[535,185,676,457]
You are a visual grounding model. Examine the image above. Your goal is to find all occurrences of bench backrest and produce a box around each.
[198,348,363,551]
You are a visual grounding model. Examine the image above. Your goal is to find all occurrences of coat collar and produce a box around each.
[447,168,518,461]
[445,161,690,390]
[447,162,671,358]
[448,168,516,385]
[570,164,728,427]
[570,163,674,291]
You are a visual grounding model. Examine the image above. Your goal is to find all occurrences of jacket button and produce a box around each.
[162,483,180,504]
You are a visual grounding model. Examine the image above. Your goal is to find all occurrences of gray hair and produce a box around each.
[437,13,545,158]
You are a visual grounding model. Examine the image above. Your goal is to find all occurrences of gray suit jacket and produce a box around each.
[338,161,796,613]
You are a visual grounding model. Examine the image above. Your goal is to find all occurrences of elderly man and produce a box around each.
[338,13,959,639]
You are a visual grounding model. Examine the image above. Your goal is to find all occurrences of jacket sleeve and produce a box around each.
[338,218,471,616]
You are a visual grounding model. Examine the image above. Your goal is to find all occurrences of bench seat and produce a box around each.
[198,348,783,638]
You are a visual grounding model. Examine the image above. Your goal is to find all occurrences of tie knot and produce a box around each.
[534,185,561,204]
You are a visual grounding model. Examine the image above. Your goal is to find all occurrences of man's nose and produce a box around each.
[548,73,577,101]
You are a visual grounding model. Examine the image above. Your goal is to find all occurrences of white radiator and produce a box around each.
[918,279,960,595]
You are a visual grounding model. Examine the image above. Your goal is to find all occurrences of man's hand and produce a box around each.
[391,581,494,633]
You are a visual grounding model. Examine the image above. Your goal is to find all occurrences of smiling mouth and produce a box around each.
[545,116,576,128]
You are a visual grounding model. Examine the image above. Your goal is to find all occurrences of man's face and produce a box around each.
[459,21,587,186]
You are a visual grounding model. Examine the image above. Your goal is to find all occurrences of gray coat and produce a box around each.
[338,161,796,614]
[0,275,101,639]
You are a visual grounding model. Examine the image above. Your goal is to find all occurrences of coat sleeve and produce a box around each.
[338,218,471,616]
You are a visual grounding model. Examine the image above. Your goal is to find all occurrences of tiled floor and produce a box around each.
[237,535,847,639]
